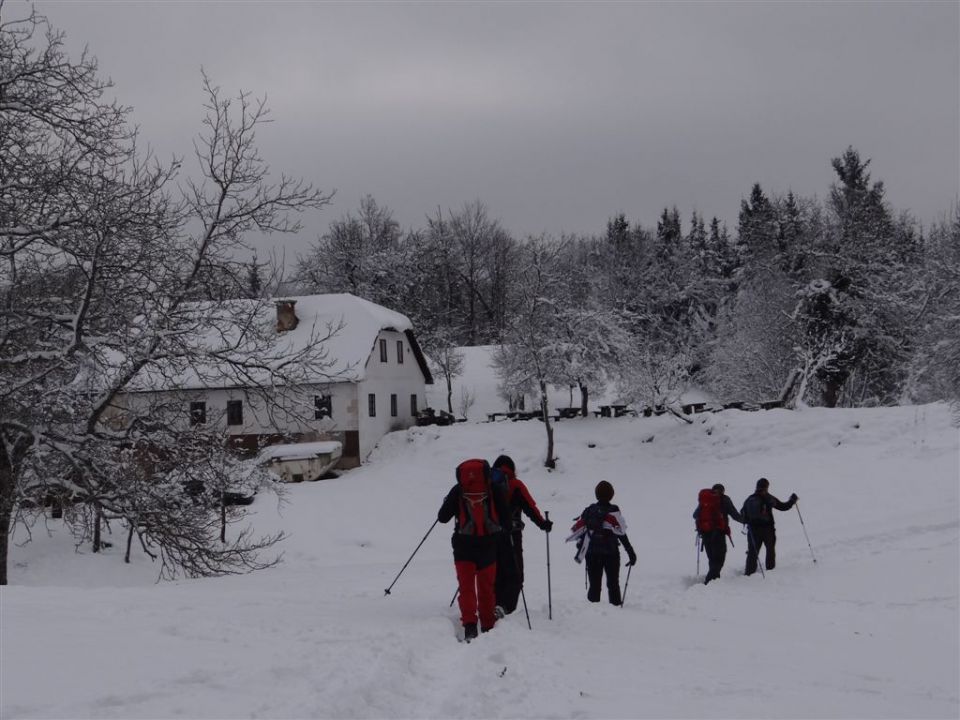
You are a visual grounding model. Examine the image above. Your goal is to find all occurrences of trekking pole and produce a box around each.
[621,564,633,608]
[746,527,766,579]
[519,586,533,630]
[696,532,701,579]
[384,518,439,595]
[449,587,459,607]
[545,511,553,621]
[795,502,817,564]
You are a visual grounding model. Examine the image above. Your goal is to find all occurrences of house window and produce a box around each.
[396,340,404,364]
[390,393,398,417]
[314,394,332,419]
[226,400,243,426]
[190,401,206,426]
[379,338,388,362]
[410,394,418,416]
[368,393,377,417]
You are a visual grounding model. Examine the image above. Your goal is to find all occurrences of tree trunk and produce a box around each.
[125,521,135,563]
[579,383,589,418]
[220,493,227,543]
[821,376,843,408]
[540,381,556,469]
[445,372,454,414]
[0,441,28,586]
[92,506,102,553]
[778,368,802,408]
[0,475,10,585]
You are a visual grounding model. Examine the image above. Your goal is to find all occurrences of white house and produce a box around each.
[121,294,433,468]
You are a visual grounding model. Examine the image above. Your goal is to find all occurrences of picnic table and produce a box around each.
[597,404,637,418]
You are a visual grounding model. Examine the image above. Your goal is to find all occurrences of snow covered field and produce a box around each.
[3,403,958,719]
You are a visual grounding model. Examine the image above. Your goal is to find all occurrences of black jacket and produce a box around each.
[741,492,795,528]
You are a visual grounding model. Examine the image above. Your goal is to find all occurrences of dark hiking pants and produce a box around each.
[702,530,727,583]
[586,552,621,605]
[745,525,776,575]
[495,531,523,614]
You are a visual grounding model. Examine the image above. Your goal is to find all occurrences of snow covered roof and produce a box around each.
[258,441,343,463]
[281,293,413,379]
[130,293,431,391]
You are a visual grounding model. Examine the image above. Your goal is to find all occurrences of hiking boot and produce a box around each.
[463,623,478,641]
[494,605,506,619]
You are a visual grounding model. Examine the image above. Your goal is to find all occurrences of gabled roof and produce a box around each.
[131,293,432,391]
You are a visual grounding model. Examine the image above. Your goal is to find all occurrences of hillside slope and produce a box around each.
[3,404,958,719]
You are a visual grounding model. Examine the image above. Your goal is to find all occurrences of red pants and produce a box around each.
[455,560,497,630]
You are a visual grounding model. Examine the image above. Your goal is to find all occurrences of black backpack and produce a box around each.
[583,504,605,534]
[582,503,618,553]
[741,494,767,524]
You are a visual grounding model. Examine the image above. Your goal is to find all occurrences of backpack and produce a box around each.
[580,503,618,554]
[696,488,725,533]
[455,459,501,536]
[583,504,606,534]
[741,494,766,524]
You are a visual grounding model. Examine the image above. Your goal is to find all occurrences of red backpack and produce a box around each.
[696,488,727,535]
[455,459,501,536]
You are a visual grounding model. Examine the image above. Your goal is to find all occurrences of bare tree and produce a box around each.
[421,328,464,414]
[0,8,333,583]
[458,386,476,420]
[616,340,691,417]
[493,236,567,468]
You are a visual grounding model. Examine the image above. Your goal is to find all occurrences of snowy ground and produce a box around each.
[3,403,958,719]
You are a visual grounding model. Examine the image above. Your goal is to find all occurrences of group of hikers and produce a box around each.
[433,456,801,640]
[694,478,799,584]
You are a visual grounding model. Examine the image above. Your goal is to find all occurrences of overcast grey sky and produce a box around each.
[41,1,960,261]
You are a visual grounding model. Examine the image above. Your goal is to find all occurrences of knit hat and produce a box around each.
[756,477,770,490]
[595,480,615,503]
[712,483,725,493]
[492,455,515,472]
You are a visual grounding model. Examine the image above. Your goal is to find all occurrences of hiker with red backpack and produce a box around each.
[693,483,744,584]
[490,454,553,616]
[741,477,798,576]
[438,458,511,641]
[566,481,637,606]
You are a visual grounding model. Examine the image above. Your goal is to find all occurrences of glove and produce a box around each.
[626,551,637,567]
[541,519,554,533]
[790,493,799,503]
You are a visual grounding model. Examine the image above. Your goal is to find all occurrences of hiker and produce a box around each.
[490,454,553,615]
[741,477,798,576]
[567,480,637,605]
[438,458,511,640]
[693,483,744,584]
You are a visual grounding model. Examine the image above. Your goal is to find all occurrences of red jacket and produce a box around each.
[493,466,547,532]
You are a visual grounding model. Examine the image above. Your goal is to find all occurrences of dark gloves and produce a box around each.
[541,519,554,533]
[626,550,637,567]
[790,493,799,503]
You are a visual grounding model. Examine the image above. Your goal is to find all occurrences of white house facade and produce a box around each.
[120,294,433,467]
